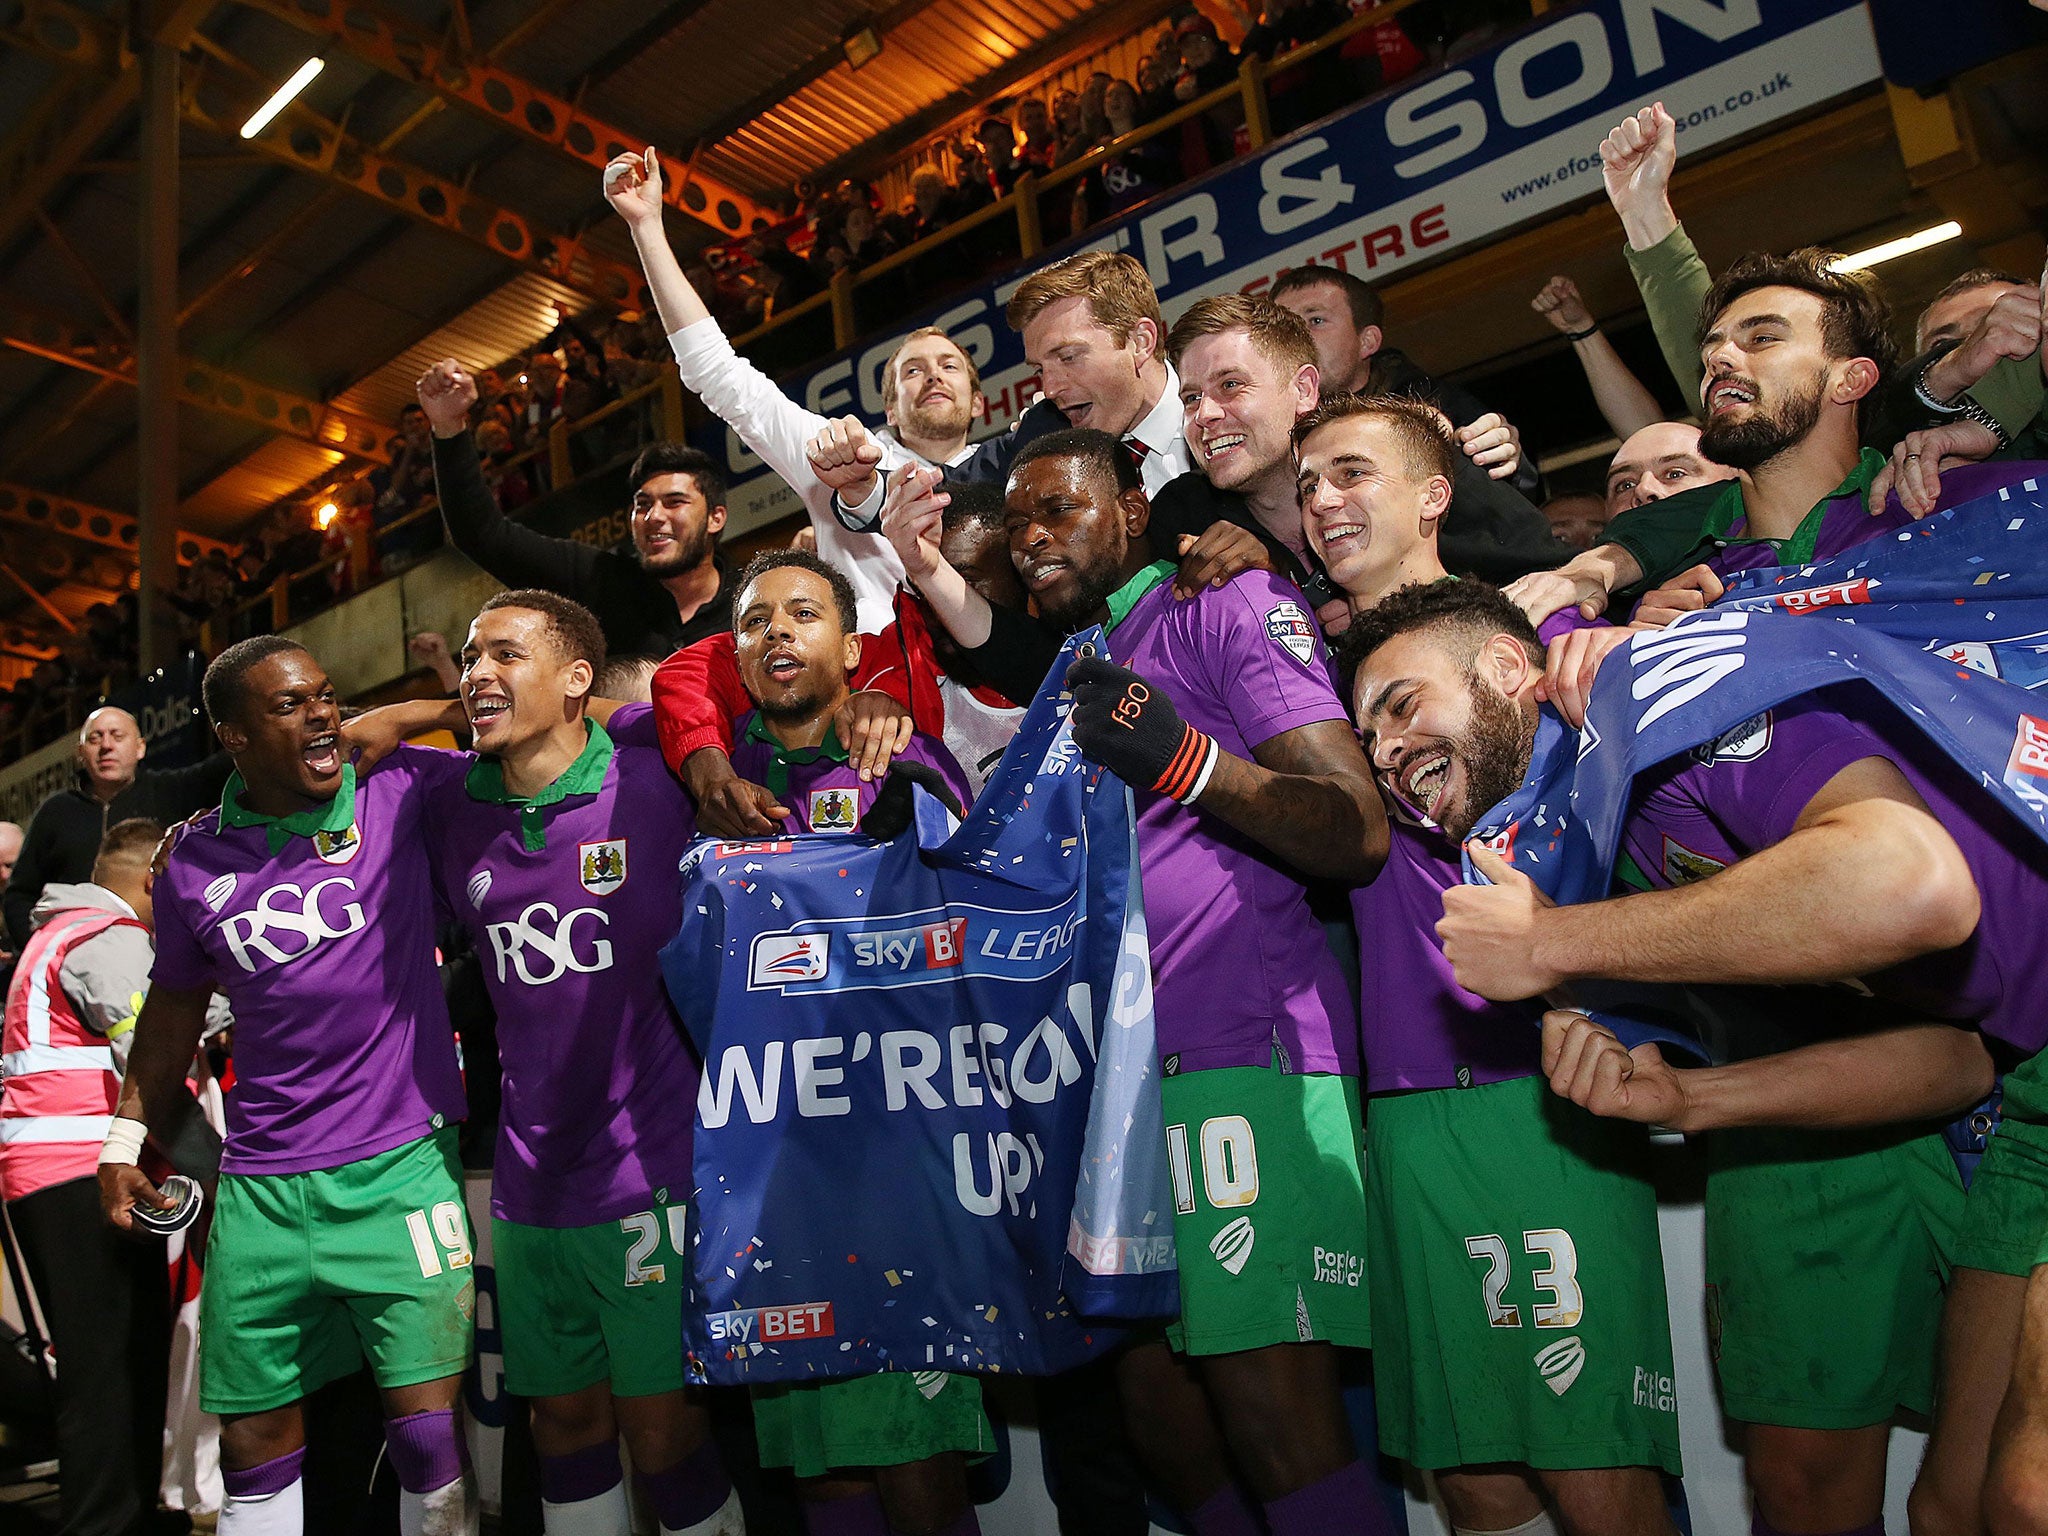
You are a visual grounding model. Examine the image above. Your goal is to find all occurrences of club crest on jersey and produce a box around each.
[313,822,360,865]
[579,839,627,896]
[466,869,493,910]
[1661,837,1726,886]
[809,788,859,832]
[204,873,237,912]
[1265,601,1318,666]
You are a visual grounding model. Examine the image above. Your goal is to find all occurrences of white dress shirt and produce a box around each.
[669,319,974,633]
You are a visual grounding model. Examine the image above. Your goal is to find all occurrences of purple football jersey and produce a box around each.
[426,725,701,1227]
[1350,820,1540,1092]
[1112,570,1356,1074]
[1704,460,2028,588]
[151,748,467,1176]
[729,717,970,832]
[1620,688,2048,1057]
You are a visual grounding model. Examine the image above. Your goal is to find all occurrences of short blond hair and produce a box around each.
[1165,293,1317,376]
[1004,250,1163,345]
[880,327,984,416]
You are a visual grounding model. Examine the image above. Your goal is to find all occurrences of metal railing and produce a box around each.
[191,0,1472,652]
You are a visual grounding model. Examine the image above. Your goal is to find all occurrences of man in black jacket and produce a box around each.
[3,707,230,948]
[417,360,733,661]
[1161,293,1567,597]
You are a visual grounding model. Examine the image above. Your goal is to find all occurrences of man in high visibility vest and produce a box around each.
[1,817,223,1536]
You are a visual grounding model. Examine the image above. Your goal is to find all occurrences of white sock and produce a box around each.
[665,1485,746,1536]
[221,1479,304,1536]
[1455,1512,1562,1536]
[543,1478,633,1536]
[400,1472,480,1536]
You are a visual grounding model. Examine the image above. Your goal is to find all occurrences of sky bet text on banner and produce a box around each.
[660,631,1178,1386]
[708,0,1885,535]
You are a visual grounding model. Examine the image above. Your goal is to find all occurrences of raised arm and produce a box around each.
[1602,103,1712,400]
[1439,756,1981,1001]
[1532,275,1664,440]
[419,362,609,592]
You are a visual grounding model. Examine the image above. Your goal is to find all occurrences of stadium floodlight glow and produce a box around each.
[315,502,339,530]
[1829,221,1963,273]
[239,58,325,139]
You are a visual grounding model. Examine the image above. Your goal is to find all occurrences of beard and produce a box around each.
[637,518,713,578]
[1698,367,1829,471]
[1036,550,1130,635]
[1441,676,1536,841]
[899,390,974,444]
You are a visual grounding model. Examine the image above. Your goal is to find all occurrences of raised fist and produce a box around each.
[1532,275,1594,336]
[602,146,664,227]
[416,359,477,438]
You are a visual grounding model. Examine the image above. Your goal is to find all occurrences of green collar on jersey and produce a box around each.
[1103,561,1176,634]
[744,711,848,802]
[1702,447,1885,565]
[464,719,614,852]
[220,765,356,856]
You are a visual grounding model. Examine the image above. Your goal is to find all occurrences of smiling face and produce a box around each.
[888,333,981,443]
[1352,627,1537,841]
[735,567,860,723]
[1296,415,1448,596]
[220,650,345,806]
[1022,295,1160,439]
[1697,286,1844,471]
[1273,278,1379,395]
[1177,327,1318,494]
[1004,452,1148,633]
[460,606,591,758]
[78,707,145,793]
[630,470,724,577]
[1604,420,1734,517]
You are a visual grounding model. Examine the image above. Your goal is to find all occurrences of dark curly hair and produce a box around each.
[1335,576,1543,684]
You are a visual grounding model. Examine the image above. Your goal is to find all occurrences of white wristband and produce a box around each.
[99,1117,148,1167]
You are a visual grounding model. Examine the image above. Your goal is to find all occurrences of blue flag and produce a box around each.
[660,630,1178,1385]
[1457,472,2048,1071]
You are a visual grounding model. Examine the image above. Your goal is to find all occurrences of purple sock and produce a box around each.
[892,1511,980,1536]
[638,1438,732,1531]
[539,1441,623,1505]
[383,1408,468,1494]
[222,1447,306,1499]
[803,1490,889,1536]
[1190,1483,1262,1536]
[1264,1461,1394,1536]
[1751,1516,1884,1536]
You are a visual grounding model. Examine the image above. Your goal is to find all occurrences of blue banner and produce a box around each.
[1461,475,2048,918]
[660,630,1177,1385]
[712,0,1884,533]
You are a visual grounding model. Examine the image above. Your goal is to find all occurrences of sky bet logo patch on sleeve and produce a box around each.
[1265,601,1318,666]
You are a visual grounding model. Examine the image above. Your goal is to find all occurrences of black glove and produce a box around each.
[863,760,966,840]
[1065,656,1217,803]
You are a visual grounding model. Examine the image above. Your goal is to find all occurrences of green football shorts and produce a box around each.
[1704,1124,1961,1427]
[1962,1049,2048,1277]
[200,1129,475,1416]
[494,1195,689,1400]
[1159,1061,1372,1357]
[1365,1073,1680,1476]
[751,1372,993,1477]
